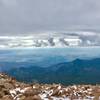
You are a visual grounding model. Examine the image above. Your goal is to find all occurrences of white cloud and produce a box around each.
[0,31,99,48]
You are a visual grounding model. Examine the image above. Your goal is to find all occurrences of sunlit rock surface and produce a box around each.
[0,73,100,100]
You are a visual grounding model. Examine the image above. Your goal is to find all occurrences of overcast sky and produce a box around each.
[0,0,100,35]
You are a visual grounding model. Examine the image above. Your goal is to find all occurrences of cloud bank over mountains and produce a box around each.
[0,0,100,47]
[0,31,99,48]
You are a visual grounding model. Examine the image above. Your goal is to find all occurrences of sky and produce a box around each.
[0,0,100,35]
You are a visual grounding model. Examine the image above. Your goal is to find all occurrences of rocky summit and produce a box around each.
[0,73,100,100]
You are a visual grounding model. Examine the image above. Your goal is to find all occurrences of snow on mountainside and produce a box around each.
[0,31,99,48]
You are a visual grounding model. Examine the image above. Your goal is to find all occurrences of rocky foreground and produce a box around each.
[0,73,100,100]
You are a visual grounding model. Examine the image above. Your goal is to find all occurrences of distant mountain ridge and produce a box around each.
[5,58,100,85]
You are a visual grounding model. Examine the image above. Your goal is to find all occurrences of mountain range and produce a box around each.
[4,58,100,85]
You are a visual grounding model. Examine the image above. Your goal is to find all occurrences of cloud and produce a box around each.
[1,0,17,7]
[0,0,100,34]
[0,31,99,48]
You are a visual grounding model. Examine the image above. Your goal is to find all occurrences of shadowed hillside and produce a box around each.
[5,58,100,85]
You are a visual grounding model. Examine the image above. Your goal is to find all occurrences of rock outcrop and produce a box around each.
[0,73,100,100]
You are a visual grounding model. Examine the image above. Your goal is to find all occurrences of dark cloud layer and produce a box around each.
[0,0,100,34]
